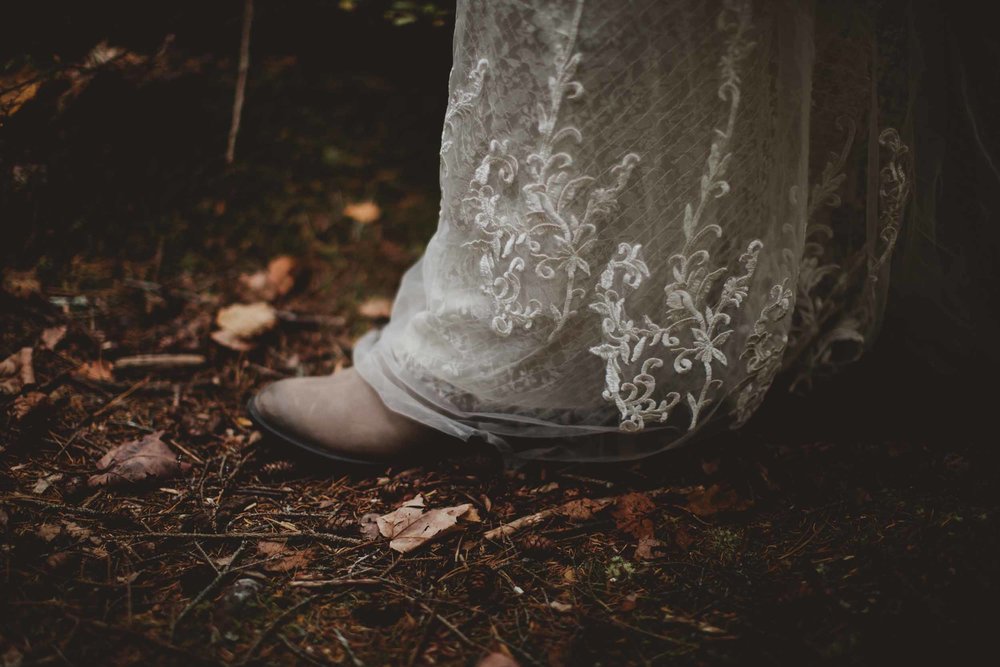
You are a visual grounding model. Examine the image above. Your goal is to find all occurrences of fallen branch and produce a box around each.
[239,594,318,666]
[170,541,248,639]
[3,494,140,528]
[141,530,363,546]
[483,488,679,541]
[288,578,381,589]
[114,354,206,371]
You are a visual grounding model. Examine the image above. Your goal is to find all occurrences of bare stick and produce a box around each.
[140,530,363,546]
[239,594,318,666]
[226,0,254,164]
[170,541,248,640]
[483,488,679,540]
[114,354,206,371]
[288,578,381,589]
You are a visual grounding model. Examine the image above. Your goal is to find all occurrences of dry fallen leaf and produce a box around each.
[37,524,62,542]
[560,497,614,521]
[63,521,93,542]
[212,302,277,351]
[257,539,314,572]
[40,325,67,351]
[685,484,753,517]
[238,255,298,301]
[376,494,478,553]
[88,431,191,488]
[358,297,393,319]
[359,512,382,541]
[0,67,40,118]
[343,200,381,225]
[0,347,35,394]
[612,492,657,540]
[257,540,287,557]
[32,472,62,495]
[635,537,665,561]
[1,269,41,298]
[10,391,51,426]
[267,548,315,573]
[75,359,114,383]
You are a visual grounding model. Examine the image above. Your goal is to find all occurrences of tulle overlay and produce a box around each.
[355,0,916,462]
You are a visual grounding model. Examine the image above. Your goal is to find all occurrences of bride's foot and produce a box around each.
[247,368,437,464]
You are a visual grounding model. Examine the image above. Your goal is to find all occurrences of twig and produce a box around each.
[418,603,488,652]
[239,594,318,666]
[2,495,139,528]
[140,530,363,546]
[114,354,206,371]
[226,0,254,164]
[277,634,330,667]
[405,605,438,667]
[58,377,151,455]
[483,487,678,540]
[333,628,365,667]
[287,578,381,589]
[170,541,248,639]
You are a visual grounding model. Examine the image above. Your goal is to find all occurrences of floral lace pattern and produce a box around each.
[459,0,641,339]
[353,0,918,462]
[589,0,758,432]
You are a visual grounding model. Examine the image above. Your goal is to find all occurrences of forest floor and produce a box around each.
[3,207,999,667]
[2,4,998,665]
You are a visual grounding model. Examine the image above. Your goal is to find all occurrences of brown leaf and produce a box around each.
[75,359,114,383]
[213,302,277,350]
[265,548,315,573]
[40,325,67,351]
[359,512,381,541]
[10,391,51,425]
[258,541,314,573]
[635,537,664,561]
[685,484,753,517]
[63,521,93,542]
[238,256,298,301]
[266,256,297,296]
[0,67,40,117]
[256,540,287,556]
[37,524,62,542]
[358,297,393,320]
[611,492,657,540]
[671,524,695,552]
[560,497,614,521]
[343,200,381,225]
[87,431,191,488]
[376,495,475,553]
[0,347,35,394]
[1,269,41,298]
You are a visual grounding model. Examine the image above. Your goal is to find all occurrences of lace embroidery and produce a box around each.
[589,0,759,432]
[733,121,857,422]
[789,126,911,390]
[868,128,909,289]
[459,0,641,339]
[732,279,793,426]
[440,58,489,177]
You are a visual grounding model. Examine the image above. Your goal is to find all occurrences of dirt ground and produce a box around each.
[2,3,998,665]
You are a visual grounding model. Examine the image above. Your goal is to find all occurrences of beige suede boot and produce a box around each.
[247,368,440,464]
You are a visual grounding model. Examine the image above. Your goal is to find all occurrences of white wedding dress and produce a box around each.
[354,0,921,462]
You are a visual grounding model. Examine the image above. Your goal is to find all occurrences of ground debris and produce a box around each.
[87,431,192,488]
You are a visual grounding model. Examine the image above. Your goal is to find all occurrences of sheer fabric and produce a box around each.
[355,0,919,463]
